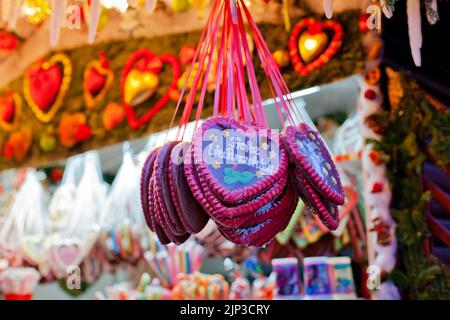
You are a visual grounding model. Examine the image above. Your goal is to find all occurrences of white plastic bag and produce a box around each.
[100,143,149,263]
[0,169,49,267]
[45,151,108,278]
[48,154,84,232]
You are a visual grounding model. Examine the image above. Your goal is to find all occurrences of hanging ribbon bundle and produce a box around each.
[140,0,344,247]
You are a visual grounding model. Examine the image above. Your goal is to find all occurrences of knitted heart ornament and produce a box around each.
[282,124,344,205]
[192,117,289,205]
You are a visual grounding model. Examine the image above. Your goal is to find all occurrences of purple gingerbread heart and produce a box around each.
[185,143,287,226]
[169,141,209,234]
[291,173,339,230]
[140,147,160,231]
[154,141,188,237]
[192,117,289,205]
[153,170,190,245]
[218,189,297,246]
[148,174,171,244]
[282,124,344,205]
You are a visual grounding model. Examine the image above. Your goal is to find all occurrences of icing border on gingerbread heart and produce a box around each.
[293,173,339,230]
[283,124,344,205]
[193,117,289,205]
[185,143,286,225]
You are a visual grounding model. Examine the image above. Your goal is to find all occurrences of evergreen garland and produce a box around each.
[372,72,450,299]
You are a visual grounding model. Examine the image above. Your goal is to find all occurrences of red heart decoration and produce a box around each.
[288,18,344,75]
[28,64,63,112]
[86,68,107,96]
[121,49,181,130]
[0,93,15,123]
[23,54,72,123]
[179,45,196,66]
[0,91,21,132]
[83,53,114,109]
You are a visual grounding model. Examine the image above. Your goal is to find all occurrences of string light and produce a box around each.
[101,0,129,13]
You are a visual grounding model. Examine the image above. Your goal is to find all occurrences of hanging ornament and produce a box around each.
[39,132,57,153]
[272,50,289,68]
[82,1,110,32]
[3,128,32,162]
[289,18,343,75]
[425,0,439,25]
[83,52,114,109]
[58,112,92,148]
[407,0,422,67]
[0,92,21,132]
[188,0,209,19]
[313,186,358,233]
[0,0,13,24]
[0,30,18,53]
[5,0,23,30]
[145,0,158,14]
[323,0,333,19]
[103,102,126,130]
[87,0,101,44]
[140,0,343,247]
[179,45,196,67]
[165,0,190,13]
[359,13,370,33]
[380,0,393,19]
[123,52,161,106]
[22,0,51,25]
[121,49,181,129]
[23,53,72,123]
[49,0,66,47]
